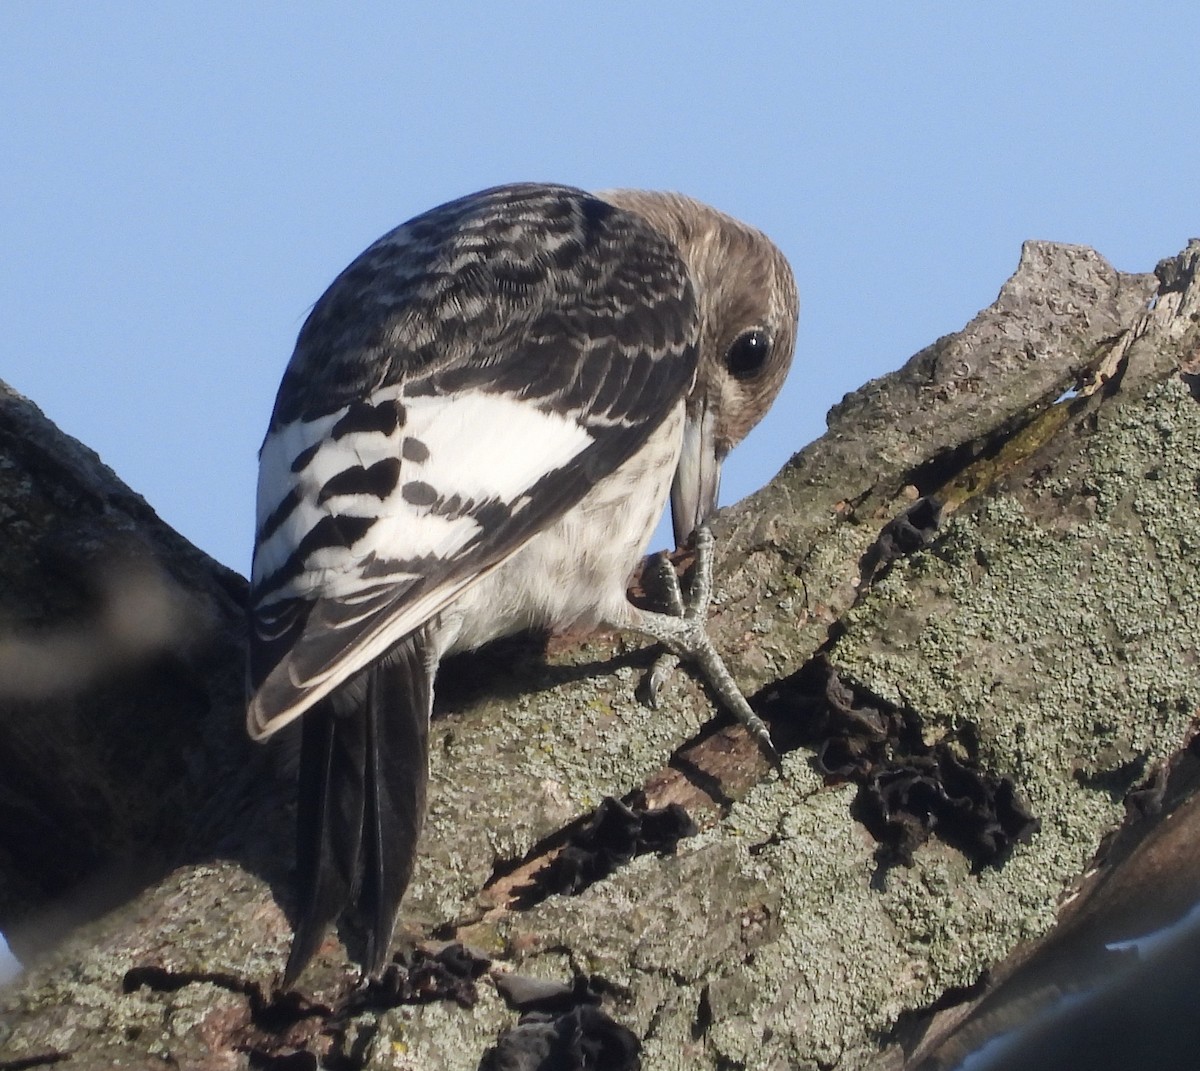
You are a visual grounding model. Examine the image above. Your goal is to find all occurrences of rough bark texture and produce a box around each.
[2,237,1199,1070]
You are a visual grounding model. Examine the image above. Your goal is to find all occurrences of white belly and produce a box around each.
[437,401,684,656]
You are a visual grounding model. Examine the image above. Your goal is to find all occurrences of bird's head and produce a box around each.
[599,190,798,546]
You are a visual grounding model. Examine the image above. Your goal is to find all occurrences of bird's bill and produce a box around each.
[670,402,722,548]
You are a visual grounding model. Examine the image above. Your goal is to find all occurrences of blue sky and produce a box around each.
[4,5,1198,575]
[2,0,1200,986]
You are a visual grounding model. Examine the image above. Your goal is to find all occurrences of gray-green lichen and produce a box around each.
[408,640,716,925]
[378,372,1200,1070]
[823,376,1200,1060]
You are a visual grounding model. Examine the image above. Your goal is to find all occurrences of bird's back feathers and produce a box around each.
[249,184,700,739]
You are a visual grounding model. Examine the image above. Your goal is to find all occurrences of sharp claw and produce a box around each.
[752,721,784,774]
[638,650,679,708]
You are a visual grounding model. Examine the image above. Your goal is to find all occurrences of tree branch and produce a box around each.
[2,239,1198,1070]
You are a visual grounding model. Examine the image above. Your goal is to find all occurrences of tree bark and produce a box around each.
[1,238,1198,1070]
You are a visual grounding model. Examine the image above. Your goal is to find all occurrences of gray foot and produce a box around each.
[636,527,780,767]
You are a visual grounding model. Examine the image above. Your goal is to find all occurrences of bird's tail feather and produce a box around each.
[283,631,432,987]
[360,636,431,973]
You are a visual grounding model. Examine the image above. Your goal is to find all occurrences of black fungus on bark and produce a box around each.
[483,974,640,1071]
[858,496,944,585]
[521,797,697,903]
[343,942,492,1014]
[764,655,1039,869]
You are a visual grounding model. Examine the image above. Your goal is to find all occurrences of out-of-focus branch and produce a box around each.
[0,556,195,701]
[0,385,256,961]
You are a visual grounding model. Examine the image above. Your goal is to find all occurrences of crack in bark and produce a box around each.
[0,1054,70,1071]
[120,945,490,1070]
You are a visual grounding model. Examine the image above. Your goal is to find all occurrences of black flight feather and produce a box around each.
[283,632,432,986]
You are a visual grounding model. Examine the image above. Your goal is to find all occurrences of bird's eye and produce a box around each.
[724,329,771,380]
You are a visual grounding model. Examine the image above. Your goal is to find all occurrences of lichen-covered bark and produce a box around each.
[1,239,1198,1070]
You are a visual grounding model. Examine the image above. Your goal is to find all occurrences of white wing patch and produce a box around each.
[406,390,595,494]
[252,384,597,629]
[248,385,606,736]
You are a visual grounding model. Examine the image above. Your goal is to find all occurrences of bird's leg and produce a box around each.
[634,526,780,767]
[640,551,685,705]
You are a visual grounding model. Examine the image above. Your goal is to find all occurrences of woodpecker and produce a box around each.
[247,183,798,985]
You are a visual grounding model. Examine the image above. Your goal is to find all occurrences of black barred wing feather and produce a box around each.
[248,184,699,739]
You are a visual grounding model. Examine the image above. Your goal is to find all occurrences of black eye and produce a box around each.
[724,329,771,380]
